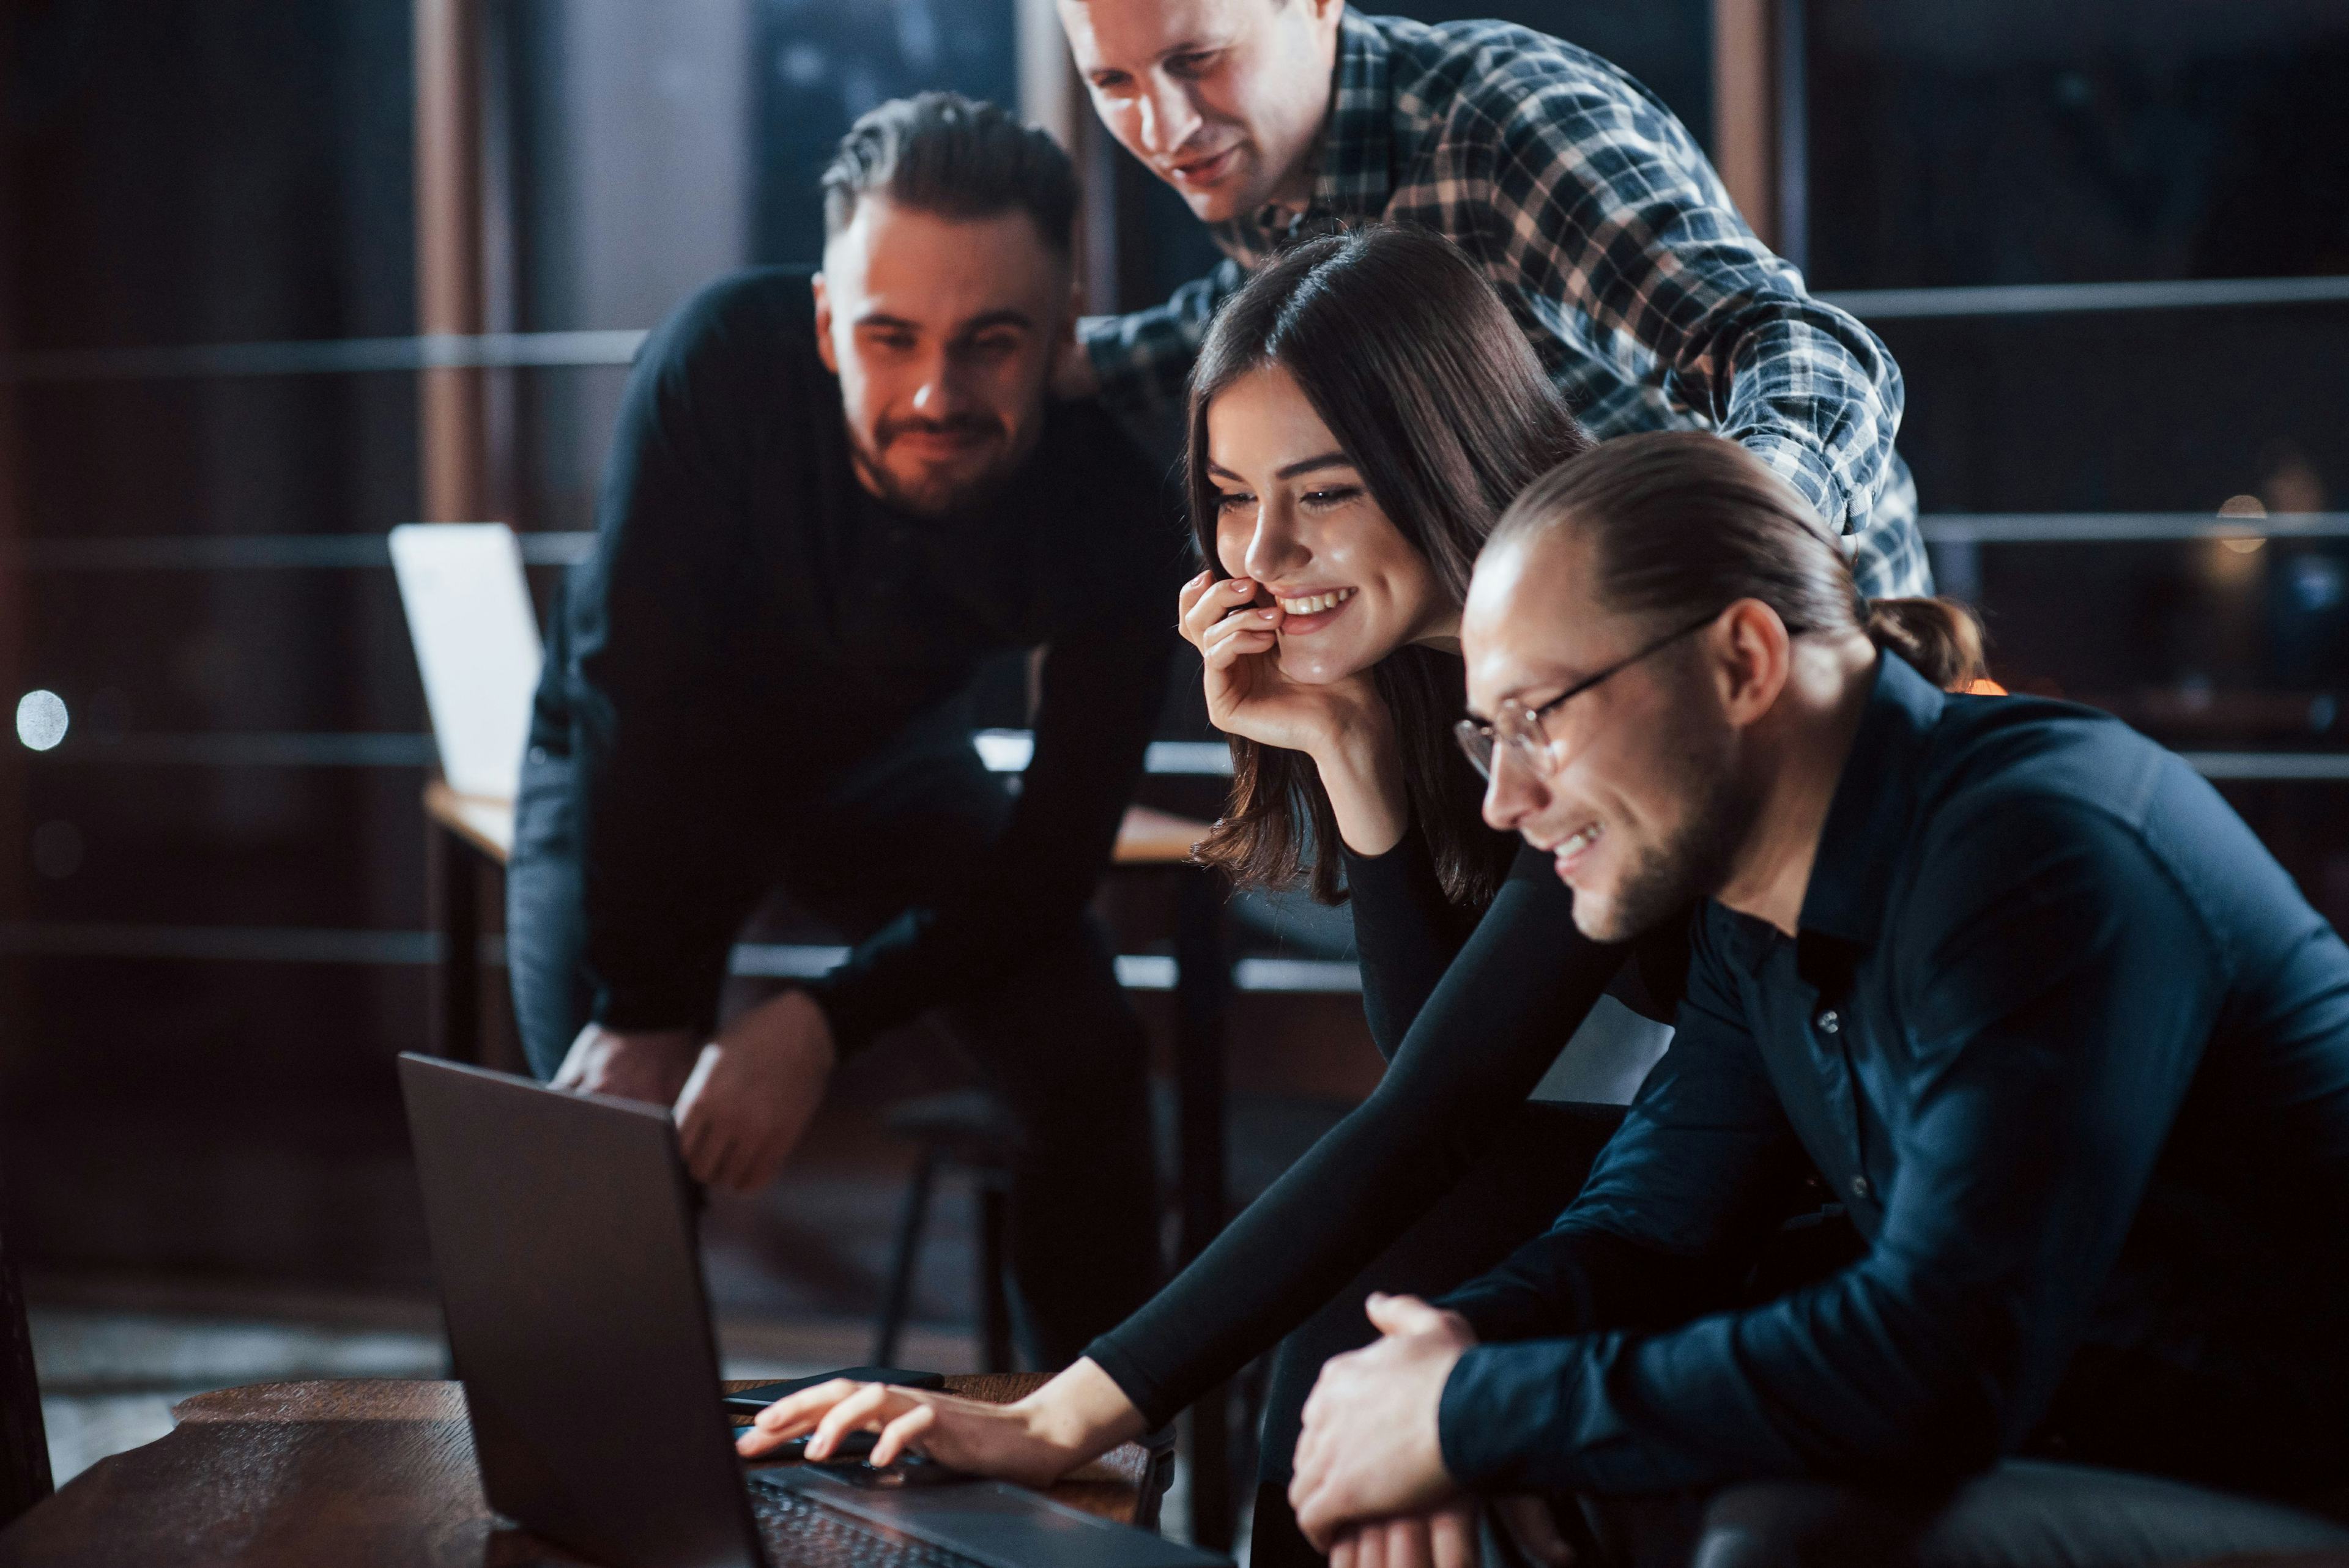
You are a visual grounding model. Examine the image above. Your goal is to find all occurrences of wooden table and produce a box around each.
[423,783,1243,1547]
[0,1375,1167,1566]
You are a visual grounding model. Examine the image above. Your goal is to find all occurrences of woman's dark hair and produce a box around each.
[1187,226,1591,906]
[1488,431,1987,690]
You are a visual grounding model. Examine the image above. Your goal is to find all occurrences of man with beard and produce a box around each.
[505,93,1174,1365]
[1285,432,2349,1566]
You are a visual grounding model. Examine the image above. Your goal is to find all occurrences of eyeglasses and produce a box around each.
[1453,612,1720,782]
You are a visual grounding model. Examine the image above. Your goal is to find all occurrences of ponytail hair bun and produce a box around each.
[1863,597,1986,692]
[1488,433,1994,697]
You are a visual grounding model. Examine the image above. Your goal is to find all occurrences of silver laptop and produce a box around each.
[398,1052,1225,1568]
[388,522,541,802]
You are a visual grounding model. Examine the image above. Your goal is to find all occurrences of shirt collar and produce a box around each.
[1793,651,1946,949]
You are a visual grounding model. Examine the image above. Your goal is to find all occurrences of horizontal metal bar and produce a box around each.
[20,513,2343,572]
[1145,740,1234,777]
[1921,513,2349,545]
[0,531,596,570]
[7,274,2342,386]
[0,922,438,965]
[976,730,1230,777]
[0,922,1364,991]
[0,330,647,384]
[1234,958,1362,993]
[1822,274,2349,321]
[27,724,1230,776]
[42,733,440,767]
[2181,752,2349,782]
[730,942,851,979]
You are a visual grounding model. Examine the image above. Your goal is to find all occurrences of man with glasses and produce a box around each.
[1053,0,1929,599]
[1286,433,2349,1567]
[505,94,1177,1367]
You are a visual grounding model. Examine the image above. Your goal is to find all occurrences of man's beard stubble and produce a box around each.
[1576,702,1759,944]
[848,412,1019,519]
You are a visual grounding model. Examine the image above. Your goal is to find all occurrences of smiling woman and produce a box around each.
[1178,225,1590,906]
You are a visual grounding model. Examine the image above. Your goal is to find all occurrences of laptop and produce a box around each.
[398,1052,1226,1568]
[388,522,541,802]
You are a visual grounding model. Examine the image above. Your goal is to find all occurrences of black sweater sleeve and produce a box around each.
[1082,839,1632,1428]
[1345,818,1480,1061]
[800,616,1171,1052]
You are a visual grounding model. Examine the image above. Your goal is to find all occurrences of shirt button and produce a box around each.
[1850,1175,1871,1199]
[1816,1009,1841,1035]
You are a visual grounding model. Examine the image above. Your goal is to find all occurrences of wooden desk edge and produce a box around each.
[422,778,516,864]
[162,1376,1159,1523]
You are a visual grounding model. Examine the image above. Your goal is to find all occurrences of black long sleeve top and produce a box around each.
[525,267,1186,1054]
[1083,808,1685,1429]
[1434,655,2349,1501]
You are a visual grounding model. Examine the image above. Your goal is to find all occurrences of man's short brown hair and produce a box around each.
[821,92,1076,256]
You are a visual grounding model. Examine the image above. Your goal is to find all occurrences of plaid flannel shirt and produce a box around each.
[1082,9,1928,597]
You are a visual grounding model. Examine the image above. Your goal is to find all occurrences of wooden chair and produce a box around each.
[0,1178,53,1530]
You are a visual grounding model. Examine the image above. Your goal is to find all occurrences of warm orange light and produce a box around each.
[1967,678,2008,696]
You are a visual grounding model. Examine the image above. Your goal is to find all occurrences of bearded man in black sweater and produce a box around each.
[507,94,1182,1363]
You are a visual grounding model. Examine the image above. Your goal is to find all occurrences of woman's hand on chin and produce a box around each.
[733,1358,1145,1488]
[1179,571,1381,757]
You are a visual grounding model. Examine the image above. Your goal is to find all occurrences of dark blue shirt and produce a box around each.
[1438,653,2349,1500]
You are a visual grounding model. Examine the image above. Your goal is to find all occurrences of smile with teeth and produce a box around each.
[1277,587,1357,615]
[1556,822,1604,859]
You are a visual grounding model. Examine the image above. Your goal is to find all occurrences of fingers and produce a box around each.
[1330,1533,1359,1568]
[737,1377,863,1455]
[1391,1514,1434,1568]
[869,1402,937,1468]
[1203,619,1277,681]
[1496,1495,1575,1566]
[1431,1504,1480,1568]
[1364,1292,1448,1337]
[1291,1469,1342,1553]
[807,1381,906,1459]
[676,1090,728,1188]
[1178,572,1264,649]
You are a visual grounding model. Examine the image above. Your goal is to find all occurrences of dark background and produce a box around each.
[2,1,2345,1299]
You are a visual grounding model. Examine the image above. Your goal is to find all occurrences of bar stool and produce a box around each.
[871,1087,1021,1373]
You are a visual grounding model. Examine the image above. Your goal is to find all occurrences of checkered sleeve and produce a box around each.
[1079,257,1249,423]
[1471,56,1906,536]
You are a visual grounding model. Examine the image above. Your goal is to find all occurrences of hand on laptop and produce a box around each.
[674,989,837,1191]
[551,1024,699,1104]
[1290,1293,1474,1550]
[736,1356,1145,1488]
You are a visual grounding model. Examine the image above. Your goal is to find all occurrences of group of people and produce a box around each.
[507,3,2349,1564]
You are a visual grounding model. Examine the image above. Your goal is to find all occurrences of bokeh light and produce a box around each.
[15,690,69,751]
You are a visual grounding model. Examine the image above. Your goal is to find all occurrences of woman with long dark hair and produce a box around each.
[741,228,1981,1562]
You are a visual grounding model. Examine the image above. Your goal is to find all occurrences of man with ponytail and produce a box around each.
[1288,432,2349,1566]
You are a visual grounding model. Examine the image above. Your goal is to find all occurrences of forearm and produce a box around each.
[1012,1358,1150,1464]
[1080,260,1245,420]
[1310,720,1409,859]
[1716,304,1904,534]
[1085,888,1628,1428]
[1344,818,1482,1060]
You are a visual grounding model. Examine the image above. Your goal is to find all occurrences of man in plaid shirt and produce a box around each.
[1058,0,1928,596]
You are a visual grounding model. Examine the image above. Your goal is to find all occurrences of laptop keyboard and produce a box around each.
[750,1481,978,1568]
